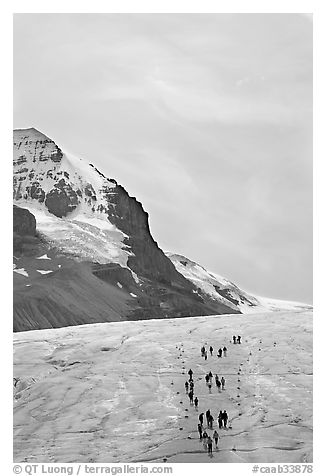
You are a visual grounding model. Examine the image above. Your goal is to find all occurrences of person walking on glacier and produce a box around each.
[213,430,219,448]
[188,390,194,404]
[218,411,223,429]
[206,409,211,426]
[222,410,228,428]
[216,378,221,392]
[202,430,208,450]
[221,376,225,390]
[207,436,213,456]
[199,413,204,426]
[208,414,214,429]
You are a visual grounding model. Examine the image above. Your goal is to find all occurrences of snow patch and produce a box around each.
[36,270,53,275]
[131,271,140,284]
[36,254,51,260]
[14,268,29,277]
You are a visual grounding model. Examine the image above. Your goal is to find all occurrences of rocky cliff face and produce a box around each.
[13,205,36,237]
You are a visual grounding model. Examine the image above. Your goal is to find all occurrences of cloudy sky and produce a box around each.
[14,13,312,303]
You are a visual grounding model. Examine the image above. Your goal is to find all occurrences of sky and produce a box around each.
[13,13,313,303]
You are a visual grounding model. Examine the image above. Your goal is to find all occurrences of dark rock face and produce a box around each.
[45,179,79,217]
[107,185,181,285]
[13,205,36,237]
[13,205,41,255]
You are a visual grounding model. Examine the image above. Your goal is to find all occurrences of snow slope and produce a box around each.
[167,253,312,314]
[14,310,312,463]
[17,202,132,267]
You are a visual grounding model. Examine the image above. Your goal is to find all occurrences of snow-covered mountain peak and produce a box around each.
[15,128,229,328]
[14,127,51,141]
[13,128,118,220]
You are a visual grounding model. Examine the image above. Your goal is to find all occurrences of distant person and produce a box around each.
[189,380,194,391]
[199,413,204,425]
[204,351,208,361]
[216,379,221,392]
[185,381,189,393]
[201,346,206,357]
[233,335,237,344]
[188,369,193,380]
[218,348,223,358]
[188,391,194,404]
[194,397,199,409]
[218,411,223,429]
[237,336,241,344]
[213,430,219,448]
[208,414,214,429]
[223,346,227,356]
[221,376,225,390]
[207,436,213,455]
[222,410,228,428]
[202,431,208,449]
[206,409,211,426]
[209,345,214,356]
[198,423,203,439]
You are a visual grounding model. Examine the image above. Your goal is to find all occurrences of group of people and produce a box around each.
[186,369,199,408]
[197,428,220,455]
[178,338,239,457]
[201,345,228,359]
[203,372,226,393]
[232,335,242,344]
[197,408,227,455]
[217,410,229,429]
[215,375,225,391]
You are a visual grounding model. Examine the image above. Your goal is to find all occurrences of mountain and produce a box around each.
[13,128,238,331]
[166,253,312,313]
[13,128,311,331]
